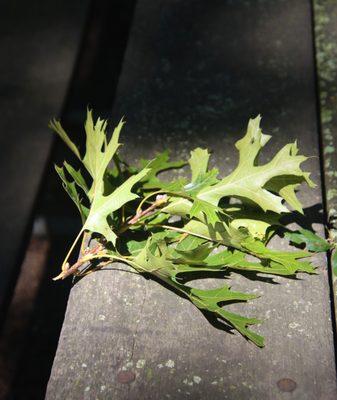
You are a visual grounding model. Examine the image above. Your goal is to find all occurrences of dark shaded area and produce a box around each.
[0,0,88,330]
[0,1,89,396]
[280,204,325,230]
[1,1,137,399]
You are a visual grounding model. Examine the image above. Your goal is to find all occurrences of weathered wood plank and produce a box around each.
[46,1,337,399]
[313,0,337,321]
[314,0,337,215]
[0,0,89,323]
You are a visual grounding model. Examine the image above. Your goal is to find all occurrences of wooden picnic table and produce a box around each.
[46,1,337,399]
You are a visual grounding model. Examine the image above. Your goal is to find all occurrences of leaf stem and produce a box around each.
[137,189,193,214]
[80,253,151,275]
[61,227,85,271]
[136,190,165,213]
[118,195,168,233]
[149,223,218,243]
[80,231,89,254]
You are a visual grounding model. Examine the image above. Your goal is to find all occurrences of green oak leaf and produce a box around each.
[175,235,207,251]
[49,119,81,160]
[189,286,264,347]
[184,168,219,195]
[84,168,150,245]
[332,250,337,278]
[197,115,314,213]
[189,198,222,225]
[51,109,124,200]
[172,243,213,264]
[285,229,331,252]
[265,174,312,214]
[55,165,89,223]
[188,147,210,181]
[82,110,123,201]
[63,161,89,194]
[53,110,319,347]
[51,110,143,245]
[139,150,186,189]
[132,236,264,346]
[241,237,315,274]
[205,248,310,276]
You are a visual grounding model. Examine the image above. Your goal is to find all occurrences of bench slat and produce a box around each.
[46,1,337,399]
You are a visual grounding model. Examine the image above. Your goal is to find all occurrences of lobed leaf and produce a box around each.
[55,164,89,223]
[197,116,314,213]
[52,110,321,347]
[139,150,186,189]
[84,167,150,245]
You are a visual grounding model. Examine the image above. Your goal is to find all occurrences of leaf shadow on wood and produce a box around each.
[143,273,236,335]
[280,203,324,230]
[174,270,279,285]
[201,311,236,335]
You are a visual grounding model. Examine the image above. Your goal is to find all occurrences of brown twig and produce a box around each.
[54,195,168,280]
[53,244,104,280]
[118,194,168,233]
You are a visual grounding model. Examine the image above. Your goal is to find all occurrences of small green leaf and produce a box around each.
[242,237,315,275]
[189,286,264,347]
[285,229,331,252]
[133,237,264,346]
[189,198,221,225]
[332,250,337,277]
[140,150,186,189]
[265,177,304,213]
[184,168,219,195]
[183,219,249,248]
[188,147,211,181]
[197,116,314,213]
[55,165,89,223]
[126,239,148,255]
[173,243,213,264]
[84,168,150,245]
[205,249,308,276]
[82,109,123,201]
[175,235,207,251]
[161,197,194,216]
[49,119,81,160]
[63,161,89,194]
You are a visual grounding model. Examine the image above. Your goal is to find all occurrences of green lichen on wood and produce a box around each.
[313,0,337,299]
[314,1,337,211]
